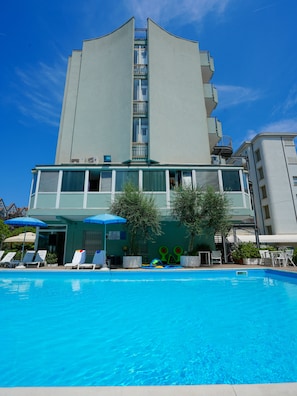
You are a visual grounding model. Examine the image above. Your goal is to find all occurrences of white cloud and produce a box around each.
[14,55,67,128]
[124,0,232,27]
[244,118,297,142]
[216,84,261,109]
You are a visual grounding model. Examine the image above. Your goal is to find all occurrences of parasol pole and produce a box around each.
[21,227,27,261]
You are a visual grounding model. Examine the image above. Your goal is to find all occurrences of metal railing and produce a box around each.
[133,102,148,115]
[134,64,148,76]
[132,143,148,160]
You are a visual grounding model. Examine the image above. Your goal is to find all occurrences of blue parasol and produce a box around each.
[83,214,126,265]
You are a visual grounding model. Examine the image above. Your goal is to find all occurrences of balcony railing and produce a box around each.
[134,65,148,76]
[132,143,148,160]
[200,51,215,83]
[133,101,148,116]
[203,83,218,115]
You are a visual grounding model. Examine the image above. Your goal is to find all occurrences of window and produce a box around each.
[221,170,241,191]
[293,176,297,186]
[61,171,85,192]
[134,46,147,64]
[88,170,100,192]
[255,149,261,162]
[100,171,112,192]
[134,79,148,101]
[258,167,264,180]
[39,171,59,192]
[115,171,138,191]
[242,173,249,193]
[196,171,219,191]
[263,205,270,219]
[133,118,148,143]
[31,173,38,195]
[143,171,165,191]
[261,185,267,199]
[169,171,192,189]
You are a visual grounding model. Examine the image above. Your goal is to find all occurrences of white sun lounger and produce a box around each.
[78,250,106,270]
[26,250,48,268]
[0,252,16,267]
[13,250,36,268]
[64,250,86,269]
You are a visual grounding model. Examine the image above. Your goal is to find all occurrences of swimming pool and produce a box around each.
[1,269,297,387]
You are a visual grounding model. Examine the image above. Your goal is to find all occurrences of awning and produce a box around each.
[227,234,297,244]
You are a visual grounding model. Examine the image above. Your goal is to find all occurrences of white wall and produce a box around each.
[148,20,211,165]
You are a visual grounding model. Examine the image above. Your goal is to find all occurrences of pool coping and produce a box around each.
[2,265,297,395]
[1,383,297,396]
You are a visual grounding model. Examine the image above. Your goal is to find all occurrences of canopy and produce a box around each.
[227,234,297,245]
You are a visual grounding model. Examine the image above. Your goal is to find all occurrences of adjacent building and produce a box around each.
[231,132,297,245]
[27,18,254,264]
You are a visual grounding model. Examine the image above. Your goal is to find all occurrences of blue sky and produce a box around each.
[1,0,297,207]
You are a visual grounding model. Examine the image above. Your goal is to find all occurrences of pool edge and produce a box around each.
[1,383,297,396]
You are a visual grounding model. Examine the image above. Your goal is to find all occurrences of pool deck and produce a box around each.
[1,264,297,396]
[2,383,297,396]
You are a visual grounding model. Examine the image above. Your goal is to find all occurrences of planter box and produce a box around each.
[242,258,261,265]
[180,255,200,268]
[122,256,142,269]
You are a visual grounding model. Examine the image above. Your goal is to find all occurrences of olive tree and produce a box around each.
[110,183,163,255]
[171,185,231,254]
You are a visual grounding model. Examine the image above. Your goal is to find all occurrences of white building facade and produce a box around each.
[28,18,254,264]
[233,132,297,244]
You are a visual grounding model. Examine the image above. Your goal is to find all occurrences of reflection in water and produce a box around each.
[71,280,81,292]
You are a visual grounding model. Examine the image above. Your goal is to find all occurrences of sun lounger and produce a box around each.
[64,250,86,269]
[26,250,48,268]
[0,252,16,267]
[13,250,36,268]
[78,250,106,270]
[0,251,4,261]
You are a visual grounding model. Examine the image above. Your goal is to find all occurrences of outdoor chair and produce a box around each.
[0,252,16,267]
[13,250,36,268]
[0,251,4,261]
[285,249,295,266]
[259,250,271,266]
[78,250,106,270]
[26,250,48,268]
[211,250,222,265]
[64,250,86,269]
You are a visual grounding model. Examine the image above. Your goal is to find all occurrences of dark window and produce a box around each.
[222,170,241,191]
[61,171,85,192]
[143,171,165,191]
[115,171,138,191]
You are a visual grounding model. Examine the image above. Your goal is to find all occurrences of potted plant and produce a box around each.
[172,185,231,268]
[46,252,58,266]
[231,242,260,265]
[110,183,163,268]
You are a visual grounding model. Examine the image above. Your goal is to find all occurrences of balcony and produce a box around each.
[203,83,218,115]
[207,118,222,149]
[133,101,148,116]
[200,51,215,83]
[134,65,148,76]
[212,135,233,158]
[132,143,148,161]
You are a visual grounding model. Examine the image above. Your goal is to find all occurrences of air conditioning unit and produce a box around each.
[211,155,220,165]
[87,157,98,164]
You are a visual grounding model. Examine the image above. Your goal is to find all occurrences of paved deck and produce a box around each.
[2,383,297,396]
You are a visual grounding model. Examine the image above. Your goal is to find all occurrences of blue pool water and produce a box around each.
[1,269,297,387]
